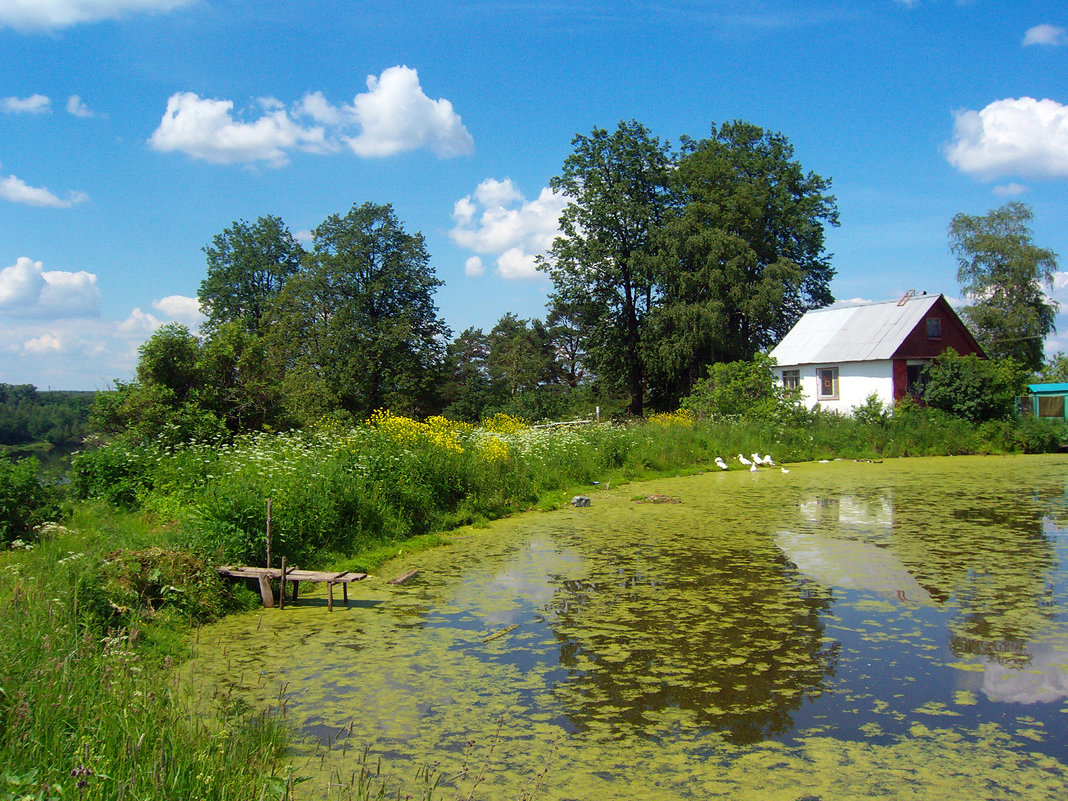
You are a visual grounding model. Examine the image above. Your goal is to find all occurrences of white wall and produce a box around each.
[776,361,894,415]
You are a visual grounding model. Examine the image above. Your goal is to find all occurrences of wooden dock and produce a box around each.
[217,562,367,611]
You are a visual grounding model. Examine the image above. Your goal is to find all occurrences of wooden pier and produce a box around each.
[217,562,367,611]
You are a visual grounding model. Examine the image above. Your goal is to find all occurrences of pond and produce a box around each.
[187,455,1068,799]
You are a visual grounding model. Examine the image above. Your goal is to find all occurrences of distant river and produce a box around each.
[187,455,1068,800]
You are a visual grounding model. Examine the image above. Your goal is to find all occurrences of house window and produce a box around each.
[781,369,800,390]
[1037,395,1066,419]
[817,367,839,400]
[926,317,942,339]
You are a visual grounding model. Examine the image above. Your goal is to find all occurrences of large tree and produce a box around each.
[199,215,304,335]
[269,202,449,422]
[949,201,1058,372]
[646,122,838,407]
[539,120,674,416]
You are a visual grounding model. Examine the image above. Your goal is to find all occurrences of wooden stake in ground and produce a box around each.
[265,497,273,569]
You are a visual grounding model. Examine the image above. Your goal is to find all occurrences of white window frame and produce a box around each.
[817,366,839,400]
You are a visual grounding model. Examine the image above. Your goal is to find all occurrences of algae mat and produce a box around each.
[186,455,1068,799]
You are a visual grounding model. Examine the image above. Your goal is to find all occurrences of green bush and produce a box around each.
[0,457,58,543]
[921,350,1027,423]
[681,354,804,422]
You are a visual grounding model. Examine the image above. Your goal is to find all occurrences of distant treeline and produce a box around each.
[0,383,94,446]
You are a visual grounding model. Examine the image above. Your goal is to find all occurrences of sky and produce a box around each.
[1,0,1066,391]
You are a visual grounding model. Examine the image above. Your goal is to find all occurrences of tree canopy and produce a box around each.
[949,201,1058,372]
[199,215,304,335]
[541,119,838,412]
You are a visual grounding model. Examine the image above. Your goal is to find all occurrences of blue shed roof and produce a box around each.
[1028,383,1068,395]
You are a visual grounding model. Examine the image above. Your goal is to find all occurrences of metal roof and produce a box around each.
[769,294,942,367]
[1028,383,1068,395]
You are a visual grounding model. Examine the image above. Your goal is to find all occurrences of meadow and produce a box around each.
[1,405,1063,799]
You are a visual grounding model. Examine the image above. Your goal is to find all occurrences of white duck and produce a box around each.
[738,453,753,467]
[714,457,729,471]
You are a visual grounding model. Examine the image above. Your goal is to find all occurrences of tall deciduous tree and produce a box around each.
[646,122,838,408]
[539,120,674,416]
[949,202,1058,372]
[270,202,449,422]
[199,215,304,334]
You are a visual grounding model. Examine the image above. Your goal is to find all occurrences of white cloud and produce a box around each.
[149,92,327,166]
[449,178,567,280]
[945,97,1068,180]
[0,257,100,318]
[0,165,89,208]
[464,256,485,277]
[1023,24,1067,46]
[117,307,164,336]
[152,294,204,327]
[340,66,474,158]
[0,0,194,32]
[66,95,93,118]
[1,94,51,114]
[151,66,472,167]
[992,182,1028,196]
[24,333,62,354]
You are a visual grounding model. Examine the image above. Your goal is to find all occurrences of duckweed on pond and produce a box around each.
[186,455,1068,799]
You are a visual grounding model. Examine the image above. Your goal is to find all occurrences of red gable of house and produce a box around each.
[892,294,985,360]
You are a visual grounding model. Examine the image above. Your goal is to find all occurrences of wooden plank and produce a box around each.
[387,568,419,585]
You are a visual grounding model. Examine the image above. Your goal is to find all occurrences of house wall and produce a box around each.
[893,296,984,359]
[776,361,894,414]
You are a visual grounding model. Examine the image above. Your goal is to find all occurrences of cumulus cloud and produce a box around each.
[66,95,94,118]
[0,0,194,32]
[0,164,88,208]
[149,93,328,166]
[464,256,485,277]
[151,66,472,166]
[945,97,1068,180]
[1,94,51,114]
[152,294,204,327]
[1023,24,1067,46]
[449,178,567,280]
[0,257,100,318]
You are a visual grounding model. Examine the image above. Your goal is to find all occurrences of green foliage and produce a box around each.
[950,202,1058,371]
[269,202,449,423]
[1037,351,1068,383]
[0,457,58,542]
[681,354,803,422]
[69,443,155,508]
[647,121,838,408]
[199,214,304,335]
[0,383,93,446]
[921,350,1026,422]
[0,517,290,800]
[540,120,674,416]
[851,393,890,427]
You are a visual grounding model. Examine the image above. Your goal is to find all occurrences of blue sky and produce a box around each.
[1,0,1066,390]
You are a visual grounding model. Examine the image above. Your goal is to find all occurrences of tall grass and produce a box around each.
[68,406,1065,572]
[0,514,294,800]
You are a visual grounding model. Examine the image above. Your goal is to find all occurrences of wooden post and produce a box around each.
[327,582,334,612]
[265,498,273,569]
[279,556,287,610]
[258,575,275,608]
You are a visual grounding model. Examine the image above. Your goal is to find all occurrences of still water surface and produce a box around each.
[188,455,1068,799]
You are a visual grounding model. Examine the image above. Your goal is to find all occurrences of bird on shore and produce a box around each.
[781,467,790,474]
[751,453,763,466]
[714,457,728,471]
[738,454,753,466]
[750,463,759,472]
[762,454,775,466]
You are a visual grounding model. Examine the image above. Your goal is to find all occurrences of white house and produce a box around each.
[768,292,984,414]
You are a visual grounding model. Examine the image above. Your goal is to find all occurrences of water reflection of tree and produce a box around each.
[546,538,837,744]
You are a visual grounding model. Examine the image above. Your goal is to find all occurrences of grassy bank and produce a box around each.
[2,407,1063,799]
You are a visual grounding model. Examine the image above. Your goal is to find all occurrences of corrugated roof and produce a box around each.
[770,294,942,366]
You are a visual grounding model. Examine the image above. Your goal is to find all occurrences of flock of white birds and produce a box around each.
[713,454,790,474]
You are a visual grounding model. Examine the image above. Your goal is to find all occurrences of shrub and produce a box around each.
[921,350,1027,423]
[681,354,804,422]
[0,457,58,543]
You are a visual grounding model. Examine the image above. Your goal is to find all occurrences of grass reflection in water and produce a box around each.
[187,455,1068,799]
